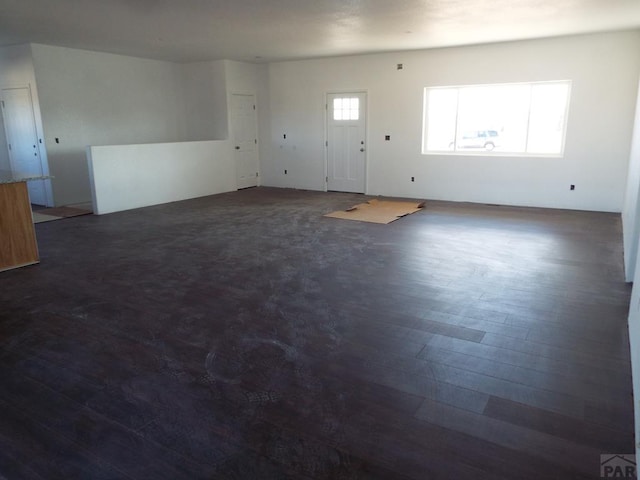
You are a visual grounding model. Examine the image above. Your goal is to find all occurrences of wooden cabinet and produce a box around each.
[0,181,39,272]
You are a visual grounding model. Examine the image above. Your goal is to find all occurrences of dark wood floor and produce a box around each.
[0,187,634,479]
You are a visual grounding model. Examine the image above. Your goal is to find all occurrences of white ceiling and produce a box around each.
[1,0,640,63]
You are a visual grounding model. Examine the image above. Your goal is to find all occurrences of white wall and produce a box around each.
[225,60,263,95]
[0,44,53,204]
[263,31,640,212]
[0,44,37,87]
[87,140,235,215]
[624,51,640,461]
[623,77,640,281]
[627,240,640,459]
[31,44,188,206]
[181,60,228,141]
[84,59,265,215]
[180,59,265,143]
[28,46,266,206]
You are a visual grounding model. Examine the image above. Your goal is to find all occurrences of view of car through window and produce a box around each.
[449,130,500,151]
[422,81,571,156]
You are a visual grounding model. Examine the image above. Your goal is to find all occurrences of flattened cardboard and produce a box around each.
[324,198,425,224]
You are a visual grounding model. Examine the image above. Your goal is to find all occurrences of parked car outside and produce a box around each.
[450,130,500,151]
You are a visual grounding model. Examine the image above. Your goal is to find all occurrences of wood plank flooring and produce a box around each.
[0,187,634,479]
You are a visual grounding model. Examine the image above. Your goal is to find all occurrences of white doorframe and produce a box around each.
[1,84,53,206]
[230,91,259,189]
[324,90,369,194]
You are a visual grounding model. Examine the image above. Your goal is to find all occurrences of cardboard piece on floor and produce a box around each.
[324,198,425,224]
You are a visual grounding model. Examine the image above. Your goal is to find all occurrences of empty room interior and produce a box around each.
[3,1,640,478]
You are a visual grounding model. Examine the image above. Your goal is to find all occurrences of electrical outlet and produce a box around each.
[570,184,575,190]
[284,169,287,175]
[411,177,415,182]
[385,135,391,141]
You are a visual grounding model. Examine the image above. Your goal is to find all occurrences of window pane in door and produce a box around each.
[333,97,359,121]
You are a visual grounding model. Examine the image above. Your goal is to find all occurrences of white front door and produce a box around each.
[231,94,258,190]
[327,92,367,193]
[1,87,47,205]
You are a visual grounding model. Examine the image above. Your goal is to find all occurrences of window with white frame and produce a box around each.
[333,97,360,121]
[422,81,571,156]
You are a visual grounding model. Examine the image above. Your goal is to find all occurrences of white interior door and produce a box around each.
[1,87,47,205]
[231,94,258,190]
[327,92,366,193]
